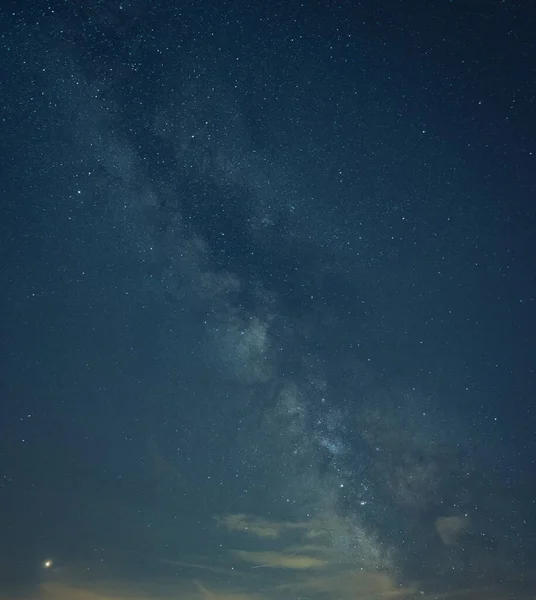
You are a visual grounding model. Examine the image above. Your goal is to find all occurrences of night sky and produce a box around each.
[1,1,535,599]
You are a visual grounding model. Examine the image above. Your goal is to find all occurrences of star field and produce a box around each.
[1,1,535,599]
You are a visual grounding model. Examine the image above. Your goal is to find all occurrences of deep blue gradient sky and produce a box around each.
[1,1,535,599]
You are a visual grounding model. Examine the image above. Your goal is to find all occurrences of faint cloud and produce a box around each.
[276,569,413,599]
[216,514,282,538]
[217,512,390,572]
[232,550,327,570]
[40,582,147,600]
[194,581,260,600]
[216,514,310,538]
[435,515,470,546]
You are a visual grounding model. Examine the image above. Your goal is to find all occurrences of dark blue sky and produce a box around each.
[1,1,535,599]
